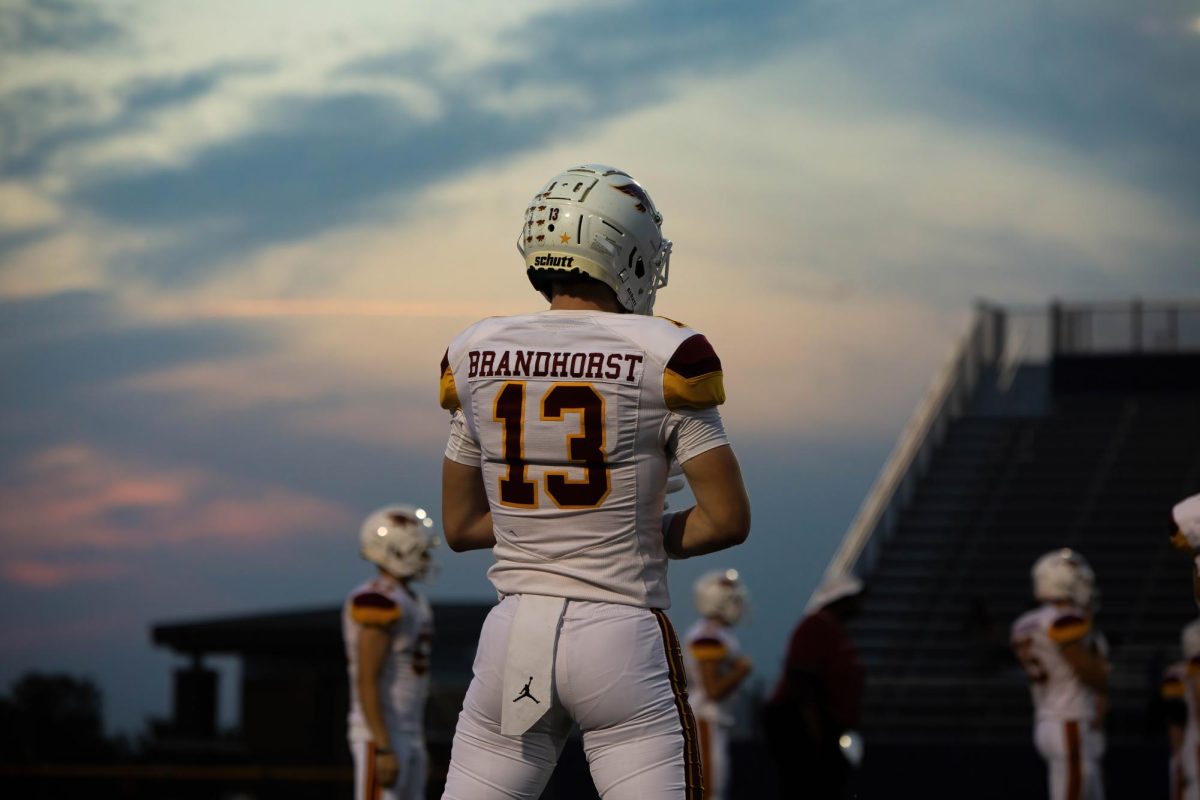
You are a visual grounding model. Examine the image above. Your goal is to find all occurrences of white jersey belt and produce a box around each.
[501,594,567,737]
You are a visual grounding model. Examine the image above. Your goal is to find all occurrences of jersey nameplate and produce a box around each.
[466,349,645,385]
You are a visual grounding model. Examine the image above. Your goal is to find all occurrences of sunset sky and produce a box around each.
[2,0,1198,735]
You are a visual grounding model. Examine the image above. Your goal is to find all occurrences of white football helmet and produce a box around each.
[359,504,439,580]
[518,164,672,315]
[1032,549,1095,608]
[694,569,747,625]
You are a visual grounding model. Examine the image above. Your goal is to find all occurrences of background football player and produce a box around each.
[683,569,753,800]
[1167,619,1200,800]
[764,572,866,800]
[438,164,752,799]
[1162,657,1186,800]
[1168,493,1200,605]
[343,505,438,800]
[1010,549,1108,800]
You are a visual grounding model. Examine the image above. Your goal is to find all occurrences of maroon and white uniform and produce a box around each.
[344,575,434,800]
[1011,604,1105,800]
[439,310,730,800]
[683,619,743,800]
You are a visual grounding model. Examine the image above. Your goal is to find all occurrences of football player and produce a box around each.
[1168,493,1200,605]
[764,572,866,800]
[1010,549,1109,800]
[1163,654,1188,799]
[438,164,752,799]
[343,505,438,800]
[1167,619,1200,800]
[683,570,753,800]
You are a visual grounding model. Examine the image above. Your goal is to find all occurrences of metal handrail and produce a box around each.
[820,306,1000,587]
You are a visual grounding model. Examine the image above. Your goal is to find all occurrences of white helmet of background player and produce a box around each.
[518,164,672,315]
[359,504,439,580]
[694,569,748,626]
[1032,549,1095,608]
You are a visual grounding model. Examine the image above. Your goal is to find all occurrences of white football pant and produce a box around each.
[441,595,702,800]
[1034,719,1104,800]
[1181,727,1200,800]
[350,736,427,800]
[696,718,729,800]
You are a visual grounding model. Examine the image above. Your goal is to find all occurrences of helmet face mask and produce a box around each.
[1032,549,1095,608]
[359,505,439,581]
[694,569,748,626]
[518,164,672,315]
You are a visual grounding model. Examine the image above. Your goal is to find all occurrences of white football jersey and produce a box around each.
[1182,620,1200,739]
[343,575,434,736]
[440,310,729,608]
[1010,603,1097,722]
[682,618,743,726]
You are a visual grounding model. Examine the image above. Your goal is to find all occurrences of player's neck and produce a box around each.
[548,284,622,313]
[379,568,411,590]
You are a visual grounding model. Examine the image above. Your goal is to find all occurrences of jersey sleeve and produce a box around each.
[663,334,725,411]
[350,591,403,626]
[689,635,729,663]
[1047,612,1091,645]
[444,409,482,466]
[439,348,461,411]
[667,407,730,465]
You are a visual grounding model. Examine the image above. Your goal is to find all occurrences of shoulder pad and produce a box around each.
[1047,613,1090,645]
[655,315,688,328]
[689,635,728,661]
[664,333,725,410]
[439,348,461,411]
[351,591,402,626]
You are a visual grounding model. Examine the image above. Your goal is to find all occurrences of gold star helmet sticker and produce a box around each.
[560,233,571,244]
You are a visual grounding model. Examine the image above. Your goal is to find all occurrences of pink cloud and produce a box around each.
[1,559,127,588]
[0,444,355,560]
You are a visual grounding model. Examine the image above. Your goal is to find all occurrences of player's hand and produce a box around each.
[376,750,399,787]
[1171,527,1198,553]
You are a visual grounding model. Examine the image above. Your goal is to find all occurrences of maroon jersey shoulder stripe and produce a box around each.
[352,591,397,610]
[666,334,721,379]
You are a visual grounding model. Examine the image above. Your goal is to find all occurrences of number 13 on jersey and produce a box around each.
[493,381,611,510]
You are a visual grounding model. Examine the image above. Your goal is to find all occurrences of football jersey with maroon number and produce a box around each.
[1010,603,1097,722]
[343,575,434,736]
[440,309,729,609]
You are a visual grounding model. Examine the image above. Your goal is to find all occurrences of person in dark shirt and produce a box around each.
[764,573,866,799]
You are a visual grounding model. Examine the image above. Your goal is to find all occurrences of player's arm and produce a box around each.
[1163,673,1186,754]
[664,445,751,558]
[1060,640,1108,692]
[356,624,399,787]
[697,655,753,702]
[441,458,495,552]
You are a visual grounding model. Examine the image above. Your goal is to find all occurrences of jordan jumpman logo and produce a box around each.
[512,676,540,704]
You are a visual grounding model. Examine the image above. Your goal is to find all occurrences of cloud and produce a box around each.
[1,559,127,589]
[0,295,265,410]
[0,0,126,55]
[0,444,354,557]
[56,0,814,286]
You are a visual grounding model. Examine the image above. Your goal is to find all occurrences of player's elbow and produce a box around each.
[442,524,472,553]
[712,503,751,548]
